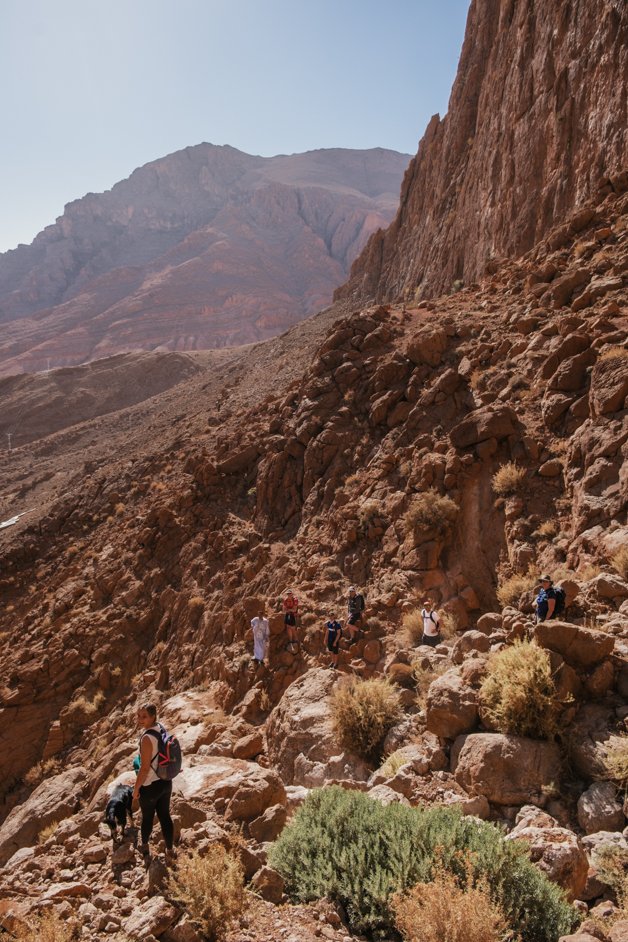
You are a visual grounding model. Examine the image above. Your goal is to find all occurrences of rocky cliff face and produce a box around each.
[338,0,628,305]
[0,145,408,374]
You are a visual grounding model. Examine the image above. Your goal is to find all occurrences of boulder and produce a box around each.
[566,705,617,780]
[0,767,88,866]
[123,897,178,938]
[406,327,448,367]
[266,668,371,786]
[449,405,518,448]
[451,630,491,664]
[250,866,285,904]
[476,613,503,634]
[506,807,588,901]
[588,573,628,601]
[452,733,562,805]
[534,621,614,668]
[248,803,287,843]
[589,355,628,416]
[176,757,285,822]
[425,670,479,739]
[577,782,625,835]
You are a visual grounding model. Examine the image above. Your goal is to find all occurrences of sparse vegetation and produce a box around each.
[533,520,559,540]
[66,690,105,722]
[15,910,77,942]
[480,640,562,740]
[402,608,424,646]
[270,787,577,940]
[578,562,602,581]
[439,610,459,639]
[492,462,526,496]
[496,572,531,608]
[378,750,410,778]
[38,818,61,843]
[412,662,448,710]
[603,735,628,790]
[167,846,245,941]
[611,546,628,581]
[393,858,509,942]
[331,678,402,764]
[24,757,62,788]
[404,489,459,537]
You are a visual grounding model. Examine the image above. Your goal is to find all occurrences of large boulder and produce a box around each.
[123,897,177,938]
[577,781,625,835]
[425,670,479,739]
[449,405,518,448]
[589,354,628,416]
[266,668,370,786]
[176,756,285,822]
[565,704,616,780]
[452,733,562,806]
[0,768,88,866]
[506,806,588,901]
[534,621,614,668]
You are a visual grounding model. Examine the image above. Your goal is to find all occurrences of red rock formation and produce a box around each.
[338,0,628,305]
[0,146,409,375]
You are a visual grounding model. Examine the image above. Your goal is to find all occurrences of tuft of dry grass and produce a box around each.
[38,819,61,844]
[402,609,424,646]
[167,846,245,942]
[393,859,509,942]
[496,573,531,608]
[603,735,628,789]
[412,662,448,710]
[611,546,628,581]
[599,346,628,361]
[578,562,602,581]
[15,911,77,942]
[439,611,459,640]
[480,640,562,740]
[404,489,458,537]
[492,462,526,497]
[332,678,402,765]
[378,750,410,778]
[533,520,559,540]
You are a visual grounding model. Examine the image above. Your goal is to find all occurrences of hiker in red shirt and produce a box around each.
[282,589,299,651]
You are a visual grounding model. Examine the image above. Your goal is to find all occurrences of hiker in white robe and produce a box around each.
[251,613,269,664]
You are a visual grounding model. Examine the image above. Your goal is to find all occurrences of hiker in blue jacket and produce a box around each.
[536,575,557,622]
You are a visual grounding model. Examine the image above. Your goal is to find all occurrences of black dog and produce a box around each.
[104,784,133,841]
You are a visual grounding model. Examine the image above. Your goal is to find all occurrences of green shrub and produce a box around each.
[331,678,401,765]
[269,787,578,941]
[479,640,562,740]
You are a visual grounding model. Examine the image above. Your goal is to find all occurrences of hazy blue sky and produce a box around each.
[1,1,470,252]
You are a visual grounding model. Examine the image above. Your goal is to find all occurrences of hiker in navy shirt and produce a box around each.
[536,575,557,623]
[325,617,343,670]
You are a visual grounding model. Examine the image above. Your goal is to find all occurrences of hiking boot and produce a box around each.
[165,847,177,865]
[140,844,151,864]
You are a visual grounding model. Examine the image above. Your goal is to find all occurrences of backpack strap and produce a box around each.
[142,726,166,770]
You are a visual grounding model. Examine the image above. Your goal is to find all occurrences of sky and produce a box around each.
[0,0,470,253]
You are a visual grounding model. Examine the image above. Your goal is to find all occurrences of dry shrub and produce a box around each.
[379,750,409,778]
[23,758,61,788]
[404,490,458,537]
[332,678,402,764]
[393,861,509,942]
[15,910,77,942]
[611,546,628,581]
[412,662,447,710]
[66,691,105,722]
[189,596,205,610]
[533,520,558,540]
[599,346,628,361]
[496,573,530,608]
[439,610,459,639]
[480,640,562,740]
[167,846,245,942]
[492,462,526,497]
[38,819,61,844]
[603,735,628,789]
[578,562,602,581]
[402,609,423,645]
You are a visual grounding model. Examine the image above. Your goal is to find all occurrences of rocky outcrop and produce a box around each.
[0,145,409,375]
[337,0,628,304]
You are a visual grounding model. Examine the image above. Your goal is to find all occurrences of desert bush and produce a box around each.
[611,546,628,581]
[332,678,401,764]
[496,573,531,608]
[404,489,459,537]
[269,787,577,940]
[412,662,448,710]
[167,846,245,941]
[603,735,628,789]
[533,520,559,540]
[393,859,508,942]
[38,819,61,843]
[592,843,628,904]
[23,757,61,788]
[402,608,424,645]
[479,640,562,740]
[378,750,409,778]
[492,462,526,497]
[15,911,77,942]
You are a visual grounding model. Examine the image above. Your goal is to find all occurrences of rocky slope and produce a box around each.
[0,170,626,942]
[0,145,408,375]
[338,0,628,305]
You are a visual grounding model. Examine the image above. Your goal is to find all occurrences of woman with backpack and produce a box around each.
[132,703,176,864]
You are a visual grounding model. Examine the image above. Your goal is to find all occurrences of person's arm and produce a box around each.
[546,596,556,618]
[133,734,153,800]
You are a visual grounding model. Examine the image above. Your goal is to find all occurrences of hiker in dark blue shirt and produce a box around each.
[536,575,557,623]
[324,617,343,670]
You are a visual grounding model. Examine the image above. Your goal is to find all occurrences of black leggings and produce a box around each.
[139,779,174,849]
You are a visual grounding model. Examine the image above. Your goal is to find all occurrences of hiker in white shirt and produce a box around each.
[420,599,441,647]
[251,610,269,666]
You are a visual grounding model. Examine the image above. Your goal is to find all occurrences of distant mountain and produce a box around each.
[0,144,409,375]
